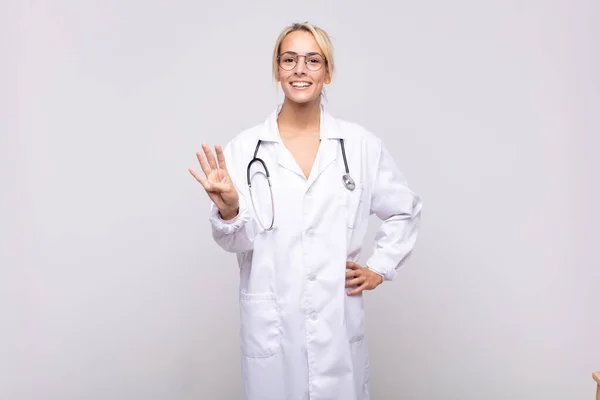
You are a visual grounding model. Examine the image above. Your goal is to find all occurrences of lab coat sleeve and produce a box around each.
[208,141,260,254]
[365,142,422,281]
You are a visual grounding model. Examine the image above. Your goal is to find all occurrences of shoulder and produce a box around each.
[227,123,264,149]
[334,115,383,154]
[220,120,267,164]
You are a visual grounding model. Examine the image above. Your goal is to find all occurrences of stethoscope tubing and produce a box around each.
[246,138,355,231]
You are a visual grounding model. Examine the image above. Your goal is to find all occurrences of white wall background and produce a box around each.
[2,0,599,399]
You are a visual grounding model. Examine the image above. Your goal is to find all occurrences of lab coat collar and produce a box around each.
[258,103,345,142]
[257,103,343,185]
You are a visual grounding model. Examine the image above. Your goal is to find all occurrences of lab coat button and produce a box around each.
[310,312,318,321]
[308,274,316,281]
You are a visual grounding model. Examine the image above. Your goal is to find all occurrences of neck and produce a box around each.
[277,97,321,135]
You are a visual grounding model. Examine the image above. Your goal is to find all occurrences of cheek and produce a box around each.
[278,71,292,84]
[313,71,328,85]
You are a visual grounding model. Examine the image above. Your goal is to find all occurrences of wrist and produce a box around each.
[367,266,384,285]
[219,207,239,220]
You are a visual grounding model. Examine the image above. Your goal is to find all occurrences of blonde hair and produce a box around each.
[272,22,335,83]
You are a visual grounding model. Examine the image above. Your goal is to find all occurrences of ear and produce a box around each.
[324,70,331,84]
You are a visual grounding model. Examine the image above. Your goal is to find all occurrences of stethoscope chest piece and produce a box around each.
[342,174,356,191]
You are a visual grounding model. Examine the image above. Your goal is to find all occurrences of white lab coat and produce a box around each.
[209,104,422,400]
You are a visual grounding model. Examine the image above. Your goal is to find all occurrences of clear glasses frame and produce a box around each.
[277,51,327,71]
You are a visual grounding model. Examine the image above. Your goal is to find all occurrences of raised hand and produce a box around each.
[189,143,239,220]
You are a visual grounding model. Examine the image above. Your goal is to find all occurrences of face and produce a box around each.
[276,31,330,105]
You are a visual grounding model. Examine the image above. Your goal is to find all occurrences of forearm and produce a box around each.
[366,140,423,281]
[366,210,421,281]
[209,201,257,254]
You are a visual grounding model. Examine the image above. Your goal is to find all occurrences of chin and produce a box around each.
[283,91,320,105]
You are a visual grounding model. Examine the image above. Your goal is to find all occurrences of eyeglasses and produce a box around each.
[277,51,327,71]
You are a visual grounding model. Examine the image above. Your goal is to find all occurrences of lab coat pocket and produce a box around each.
[345,293,365,343]
[239,290,281,358]
[339,186,365,229]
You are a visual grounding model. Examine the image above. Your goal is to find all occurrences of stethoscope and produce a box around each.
[246,138,355,231]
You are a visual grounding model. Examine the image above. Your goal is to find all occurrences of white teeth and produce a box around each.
[291,82,311,87]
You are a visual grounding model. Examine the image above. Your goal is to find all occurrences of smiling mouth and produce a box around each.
[290,81,312,88]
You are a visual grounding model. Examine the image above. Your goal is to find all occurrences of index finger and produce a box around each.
[346,261,360,269]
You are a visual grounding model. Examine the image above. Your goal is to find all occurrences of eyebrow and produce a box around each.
[280,51,322,56]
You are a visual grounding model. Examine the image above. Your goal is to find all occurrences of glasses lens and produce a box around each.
[279,53,297,70]
[306,54,324,71]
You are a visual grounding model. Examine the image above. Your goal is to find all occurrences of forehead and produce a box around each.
[280,31,323,54]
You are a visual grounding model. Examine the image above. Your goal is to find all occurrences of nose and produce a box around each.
[294,55,307,74]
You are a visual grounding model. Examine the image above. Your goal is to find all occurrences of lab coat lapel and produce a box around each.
[307,108,344,187]
[306,139,336,188]
[276,147,304,177]
[258,106,306,178]
[258,104,346,184]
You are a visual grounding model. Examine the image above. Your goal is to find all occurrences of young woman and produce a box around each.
[189,22,422,400]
